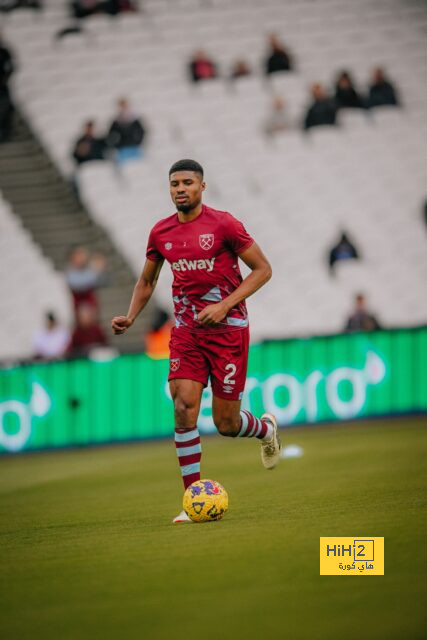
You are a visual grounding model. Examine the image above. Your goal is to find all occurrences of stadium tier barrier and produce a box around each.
[0,326,426,454]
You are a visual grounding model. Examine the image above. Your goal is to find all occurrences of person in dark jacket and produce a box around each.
[335,71,365,109]
[0,83,13,141]
[107,97,145,163]
[265,34,293,75]
[0,0,42,12]
[0,34,15,142]
[368,67,399,108]
[0,35,14,84]
[329,231,359,273]
[345,293,381,332]
[303,83,337,130]
[70,0,135,19]
[72,120,106,165]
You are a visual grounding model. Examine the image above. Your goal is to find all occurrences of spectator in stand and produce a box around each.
[145,308,174,359]
[118,0,136,10]
[265,34,293,75]
[65,246,108,315]
[230,59,251,80]
[344,293,382,333]
[0,34,14,84]
[72,120,106,166]
[69,304,107,357]
[33,311,70,360]
[368,67,399,108]
[0,0,42,11]
[70,0,136,19]
[0,32,15,142]
[107,97,146,163]
[189,49,218,83]
[328,231,359,274]
[335,71,365,109]
[263,96,290,137]
[70,0,99,18]
[0,84,13,141]
[303,83,338,130]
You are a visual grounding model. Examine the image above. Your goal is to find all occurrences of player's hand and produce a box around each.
[197,302,228,326]
[111,315,133,334]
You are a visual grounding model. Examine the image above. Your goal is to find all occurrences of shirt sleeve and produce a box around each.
[223,213,254,255]
[146,227,163,262]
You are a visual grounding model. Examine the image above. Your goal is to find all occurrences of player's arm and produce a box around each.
[198,242,272,326]
[111,258,164,334]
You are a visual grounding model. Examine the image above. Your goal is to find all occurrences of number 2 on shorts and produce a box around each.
[224,363,237,385]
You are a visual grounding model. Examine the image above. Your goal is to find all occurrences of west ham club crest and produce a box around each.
[199,233,214,250]
[170,358,180,372]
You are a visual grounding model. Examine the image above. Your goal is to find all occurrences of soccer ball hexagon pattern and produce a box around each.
[183,479,228,522]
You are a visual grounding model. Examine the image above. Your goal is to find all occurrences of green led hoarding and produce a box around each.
[0,327,426,453]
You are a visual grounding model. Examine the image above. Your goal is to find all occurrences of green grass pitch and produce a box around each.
[0,416,426,640]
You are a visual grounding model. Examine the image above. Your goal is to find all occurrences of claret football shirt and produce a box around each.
[146,204,254,332]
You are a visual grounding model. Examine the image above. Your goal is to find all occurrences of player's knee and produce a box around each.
[174,397,196,424]
[214,416,239,437]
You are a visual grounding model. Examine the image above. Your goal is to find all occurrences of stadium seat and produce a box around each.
[0,195,72,360]
[1,0,426,352]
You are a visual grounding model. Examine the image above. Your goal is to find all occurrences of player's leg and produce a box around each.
[170,378,204,490]
[212,395,281,470]
[212,395,272,439]
[169,378,204,524]
[209,328,282,469]
[211,396,241,436]
[168,327,209,523]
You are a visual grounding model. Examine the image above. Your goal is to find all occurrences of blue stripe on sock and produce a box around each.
[180,462,200,477]
[177,444,202,457]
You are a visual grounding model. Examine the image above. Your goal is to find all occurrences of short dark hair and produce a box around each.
[169,159,204,177]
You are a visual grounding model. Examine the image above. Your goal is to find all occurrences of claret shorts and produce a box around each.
[168,326,249,400]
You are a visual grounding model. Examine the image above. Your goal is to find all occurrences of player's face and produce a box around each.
[169,171,205,213]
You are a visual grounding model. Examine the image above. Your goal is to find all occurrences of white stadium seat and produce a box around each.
[0,197,73,360]
[0,0,426,352]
